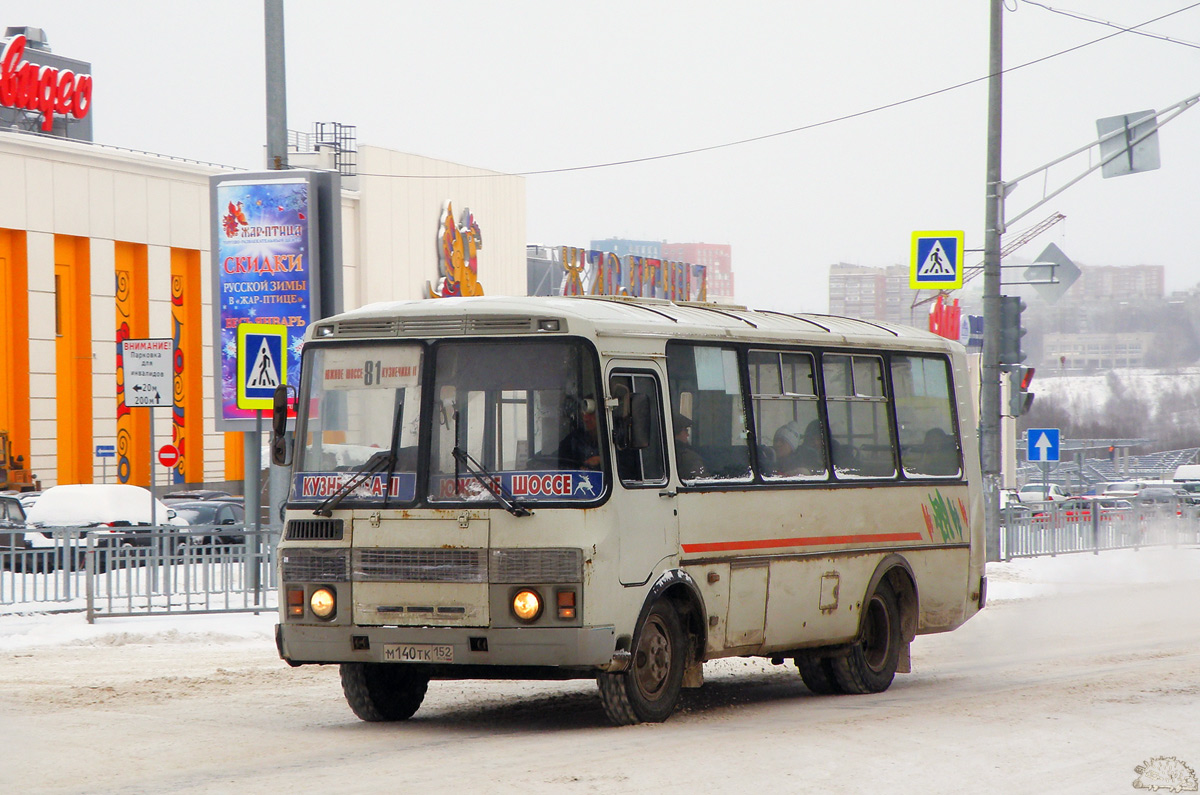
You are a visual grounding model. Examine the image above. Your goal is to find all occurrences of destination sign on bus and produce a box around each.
[430,470,603,502]
[320,346,421,390]
[294,472,418,502]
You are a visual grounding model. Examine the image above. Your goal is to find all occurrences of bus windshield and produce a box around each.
[293,343,424,505]
[427,339,605,505]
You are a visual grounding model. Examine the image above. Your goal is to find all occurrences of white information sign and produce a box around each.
[122,338,174,408]
[320,346,422,391]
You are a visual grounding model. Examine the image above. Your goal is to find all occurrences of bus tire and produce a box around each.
[597,600,686,725]
[831,580,901,695]
[340,662,429,722]
[794,654,842,695]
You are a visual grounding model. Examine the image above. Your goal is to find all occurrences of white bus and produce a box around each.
[273,295,985,724]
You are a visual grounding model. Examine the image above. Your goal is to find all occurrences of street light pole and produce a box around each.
[981,0,1004,561]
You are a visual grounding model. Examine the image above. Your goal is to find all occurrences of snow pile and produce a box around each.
[986,546,1200,602]
[0,610,275,653]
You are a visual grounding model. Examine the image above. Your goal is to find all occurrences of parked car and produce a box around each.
[161,489,238,503]
[1018,483,1070,502]
[1056,497,1134,522]
[1134,486,1184,514]
[168,499,246,544]
[0,494,27,553]
[23,484,184,562]
[16,490,41,512]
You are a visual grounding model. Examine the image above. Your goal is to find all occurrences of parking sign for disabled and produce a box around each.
[237,323,287,410]
[911,231,964,289]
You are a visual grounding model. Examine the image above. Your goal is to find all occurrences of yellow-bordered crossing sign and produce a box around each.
[910,231,965,289]
[237,323,287,411]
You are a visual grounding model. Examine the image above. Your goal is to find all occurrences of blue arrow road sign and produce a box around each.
[1027,428,1060,462]
[95,445,116,459]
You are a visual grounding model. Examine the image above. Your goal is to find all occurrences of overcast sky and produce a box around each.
[7,1,1200,312]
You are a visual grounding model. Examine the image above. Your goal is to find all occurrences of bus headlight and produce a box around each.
[310,587,337,619]
[512,589,542,622]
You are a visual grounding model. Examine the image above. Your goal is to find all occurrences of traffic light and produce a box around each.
[1009,366,1035,416]
[998,295,1028,365]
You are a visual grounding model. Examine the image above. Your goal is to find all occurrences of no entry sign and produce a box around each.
[158,443,180,468]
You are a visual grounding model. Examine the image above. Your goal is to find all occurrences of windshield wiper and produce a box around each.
[312,449,395,517]
[451,409,532,518]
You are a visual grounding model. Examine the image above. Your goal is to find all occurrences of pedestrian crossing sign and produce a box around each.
[237,323,287,410]
[910,231,965,289]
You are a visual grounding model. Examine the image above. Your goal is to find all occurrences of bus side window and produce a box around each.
[891,354,961,478]
[822,353,897,479]
[666,343,752,483]
[609,372,667,486]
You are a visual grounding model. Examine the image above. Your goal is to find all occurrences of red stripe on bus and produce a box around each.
[681,532,926,554]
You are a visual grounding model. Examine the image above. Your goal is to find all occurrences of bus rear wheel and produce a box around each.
[831,580,901,694]
[597,600,686,725]
[795,653,842,695]
[340,662,429,721]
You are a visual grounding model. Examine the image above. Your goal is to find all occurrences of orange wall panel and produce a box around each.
[0,229,30,473]
[115,242,150,486]
[170,248,204,484]
[53,236,93,484]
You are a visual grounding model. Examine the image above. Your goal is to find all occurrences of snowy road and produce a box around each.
[2,548,1198,794]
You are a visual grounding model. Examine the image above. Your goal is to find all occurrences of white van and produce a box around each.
[1172,464,1200,482]
[1018,482,1069,502]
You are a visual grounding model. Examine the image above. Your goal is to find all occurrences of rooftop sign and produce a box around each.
[0,34,93,132]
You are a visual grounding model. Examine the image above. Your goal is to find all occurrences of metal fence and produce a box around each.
[0,526,277,622]
[1001,501,1200,560]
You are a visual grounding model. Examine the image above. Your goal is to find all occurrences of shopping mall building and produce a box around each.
[0,28,527,493]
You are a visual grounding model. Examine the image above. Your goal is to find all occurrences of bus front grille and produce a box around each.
[490,548,582,583]
[281,548,350,582]
[353,548,488,583]
[285,518,344,541]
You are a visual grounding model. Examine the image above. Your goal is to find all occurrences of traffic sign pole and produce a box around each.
[149,408,156,527]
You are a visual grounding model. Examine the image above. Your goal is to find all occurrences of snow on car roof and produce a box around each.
[24,484,175,526]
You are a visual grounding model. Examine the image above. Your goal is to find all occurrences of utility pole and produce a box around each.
[265,0,288,172]
[981,0,1004,561]
[256,0,288,535]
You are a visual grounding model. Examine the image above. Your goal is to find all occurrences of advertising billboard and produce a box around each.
[209,171,320,430]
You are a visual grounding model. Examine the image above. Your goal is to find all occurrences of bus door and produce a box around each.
[607,364,677,586]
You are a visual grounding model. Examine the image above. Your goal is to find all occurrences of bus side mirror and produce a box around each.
[271,384,294,467]
[626,393,652,450]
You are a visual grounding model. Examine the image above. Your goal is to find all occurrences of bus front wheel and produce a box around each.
[831,580,901,694]
[597,600,686,725]
[340,662,429,721]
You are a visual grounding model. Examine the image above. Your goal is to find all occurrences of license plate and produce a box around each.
[382,643,454,663]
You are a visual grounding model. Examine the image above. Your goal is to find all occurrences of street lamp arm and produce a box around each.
[1002,89,1200,230]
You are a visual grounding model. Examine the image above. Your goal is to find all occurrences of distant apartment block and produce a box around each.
[828,263,919,326]
[1043,331,1156,369]
[1072,265,1164,301]
[589,238,662,259]
[662,242,733,302]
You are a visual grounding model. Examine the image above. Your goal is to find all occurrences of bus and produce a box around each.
[272,295,985,725]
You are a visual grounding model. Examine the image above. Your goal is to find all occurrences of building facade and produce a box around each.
[1042,331,1157,370]
[661,242,733,302]
[827,263,923,326]
[0,132,525,491]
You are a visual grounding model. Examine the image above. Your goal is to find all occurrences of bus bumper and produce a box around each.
[277,622,617,670]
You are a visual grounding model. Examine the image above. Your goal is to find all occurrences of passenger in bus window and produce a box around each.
[557,397,601,470]
[773,419,826,476]
[921,427,958,476]
[672,412,706,480]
